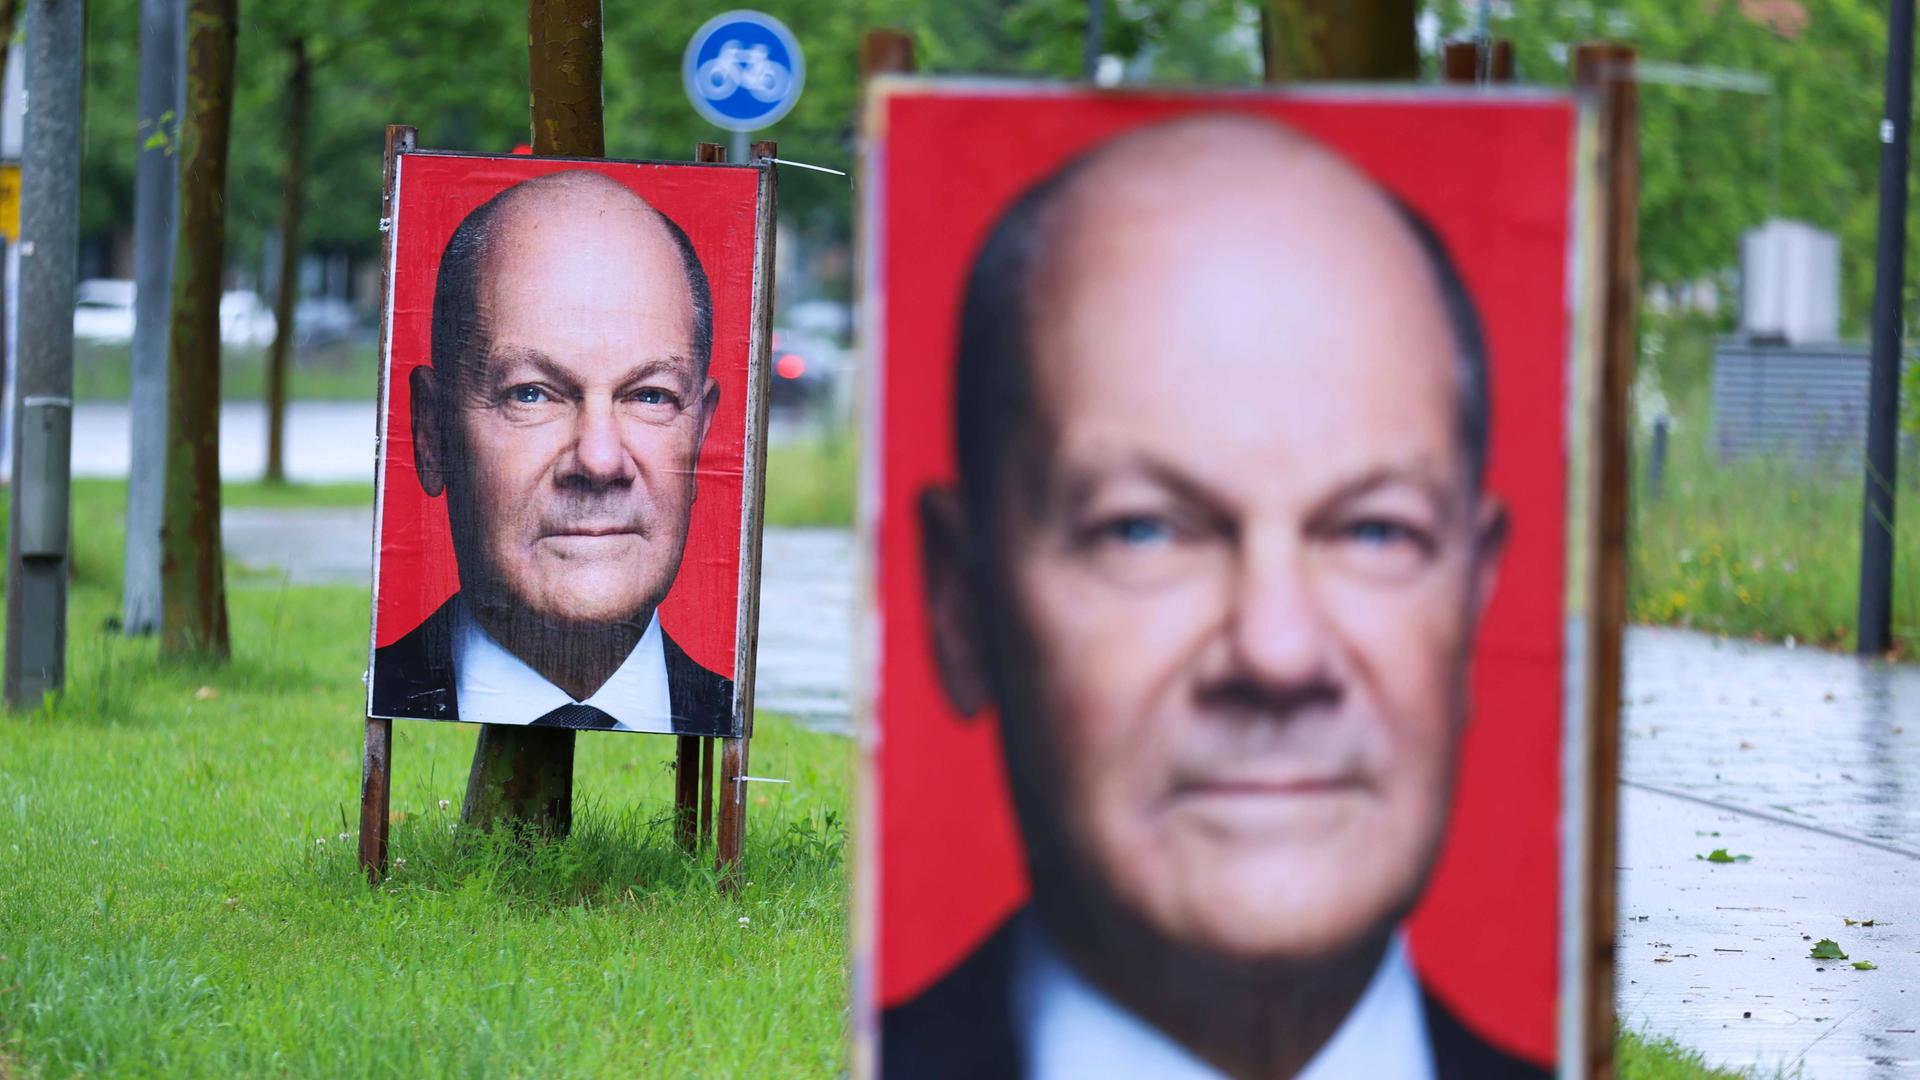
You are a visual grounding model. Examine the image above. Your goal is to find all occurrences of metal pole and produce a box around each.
[4,0,84,708]
[124,0,182,636]
[1857,0,1912,656]
[1086,0,1104,80]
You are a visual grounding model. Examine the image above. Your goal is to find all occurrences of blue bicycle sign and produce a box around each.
[683,10,805,132]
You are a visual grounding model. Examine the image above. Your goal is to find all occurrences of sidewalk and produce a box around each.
[1619,629,1917,1078]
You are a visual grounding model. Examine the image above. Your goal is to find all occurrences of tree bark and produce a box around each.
[124,0,184,636]
[160,0,237,660]
[263,34,307,485]
[460,0,605,837]
[1262,0,1419,81]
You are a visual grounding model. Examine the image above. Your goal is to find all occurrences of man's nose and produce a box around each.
[1224,544,1334,685]
[563,398,635,486]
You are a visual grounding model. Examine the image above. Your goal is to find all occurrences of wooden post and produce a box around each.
[674,137,730,856]
[461,0,606,837]
[717,138,778,893]
[1490,39,1515,83]
[360,123,416,885]
[1574,42,1635,1080]
[1441,40,1477,83]
[859,28,914,80]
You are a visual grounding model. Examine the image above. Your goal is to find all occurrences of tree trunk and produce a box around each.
[160,0,237,660]
[264,35,307,485]
[124,0,184,636]
[460,0,605,837]
[1262,0,1419,81]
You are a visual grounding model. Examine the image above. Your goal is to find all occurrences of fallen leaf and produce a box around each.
[1810,939,1848,960]
[1699,848,1752,864]
[1853,960,1877,971]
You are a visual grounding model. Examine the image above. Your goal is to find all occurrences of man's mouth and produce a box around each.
[541,523,642,539]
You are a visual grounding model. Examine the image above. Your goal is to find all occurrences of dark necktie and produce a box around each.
[531,703,619,730]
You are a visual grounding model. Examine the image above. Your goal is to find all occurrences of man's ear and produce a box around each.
[1470,496,1509,624]
[920,486,991,718]
[686,375,721,503]
[411,365,446,498]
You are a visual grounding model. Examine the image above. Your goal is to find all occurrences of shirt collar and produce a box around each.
[450,596,675,733]
[1012,915,1435,1080]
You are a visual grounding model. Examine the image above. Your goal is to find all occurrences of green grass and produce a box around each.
[762,433,856,529]
[1618,1029,1792,1079]
[0,482,852,1078]
[74,339,380,403]
[0,478,1756,1076]
[1629,316,1920,657]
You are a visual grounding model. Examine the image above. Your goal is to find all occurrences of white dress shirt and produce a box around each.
[451,597,676,733]
[1012,915,1436,1080]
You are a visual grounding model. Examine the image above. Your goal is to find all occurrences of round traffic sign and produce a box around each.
[683,10,805,133]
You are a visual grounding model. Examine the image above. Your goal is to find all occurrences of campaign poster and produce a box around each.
[860,84,1593,1078]
[368,152,766,739]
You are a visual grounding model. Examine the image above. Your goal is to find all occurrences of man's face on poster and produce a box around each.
[928,122,1505,970]
[416,177,718,632]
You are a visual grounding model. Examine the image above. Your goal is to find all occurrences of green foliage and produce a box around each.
[0,480,853,1078]
[1697,847,1751,863]
[1809,938,1849,960]
[1435,0,1907,335]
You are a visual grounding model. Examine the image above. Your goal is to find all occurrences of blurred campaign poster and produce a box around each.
[859,84,1596,1078]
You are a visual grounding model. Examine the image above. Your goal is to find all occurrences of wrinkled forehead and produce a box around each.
[1022,150,1466,496]
[472,199,697,365]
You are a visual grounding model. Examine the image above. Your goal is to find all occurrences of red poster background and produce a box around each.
[869,88,1576,1066]
[372,153,761,688]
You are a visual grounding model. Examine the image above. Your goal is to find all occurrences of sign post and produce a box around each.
[683,10,803,162]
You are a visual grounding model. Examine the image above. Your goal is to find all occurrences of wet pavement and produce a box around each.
[1619,629,1918,1078]
[220,508,1916,1076]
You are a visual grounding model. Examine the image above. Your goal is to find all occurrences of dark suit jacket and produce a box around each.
[882,914,1552,1080]
[369,595,735,737]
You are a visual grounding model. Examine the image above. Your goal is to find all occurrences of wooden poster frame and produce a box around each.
[358,125,778,894]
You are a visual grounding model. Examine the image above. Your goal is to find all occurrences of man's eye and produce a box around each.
[509,385,549,405]
[634,388,671,406]
[1093,515,1177,548]
[1346,519,1414,546]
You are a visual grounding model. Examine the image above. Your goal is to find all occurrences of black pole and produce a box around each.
[1085,0,1103,81]
[1858,0,1913,656]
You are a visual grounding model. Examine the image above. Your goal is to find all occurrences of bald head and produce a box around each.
[953,114,1487,535]
[430,169,714,399]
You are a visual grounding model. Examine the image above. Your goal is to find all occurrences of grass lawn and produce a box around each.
[74,339,379,403]
[1629,316,1920,657]
[1,478,1757,1077]
[0,483,851,1078]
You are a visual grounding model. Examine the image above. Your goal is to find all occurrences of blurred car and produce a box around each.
[74,278,137,343]
[784,299,852,343]
[769,328,847,412]
[219,290,278,349]
[293,296,367,349]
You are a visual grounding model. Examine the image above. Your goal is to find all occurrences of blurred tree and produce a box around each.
[161,0,237,660]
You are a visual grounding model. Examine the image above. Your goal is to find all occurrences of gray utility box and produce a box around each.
[17,396,71,558]
[1713,340,1871,466]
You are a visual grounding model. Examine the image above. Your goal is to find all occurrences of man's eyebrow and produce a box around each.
[1054,455,1236,519]
[480,349,695,391]
[1310,465,1461,516]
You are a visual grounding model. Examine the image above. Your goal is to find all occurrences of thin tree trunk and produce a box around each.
[460,0,605,837]
[160,0,237,660]
[264,34,306,485]
[1262,0,1419,81]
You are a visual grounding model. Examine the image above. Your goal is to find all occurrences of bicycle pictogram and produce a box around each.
[697,41,793,104]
